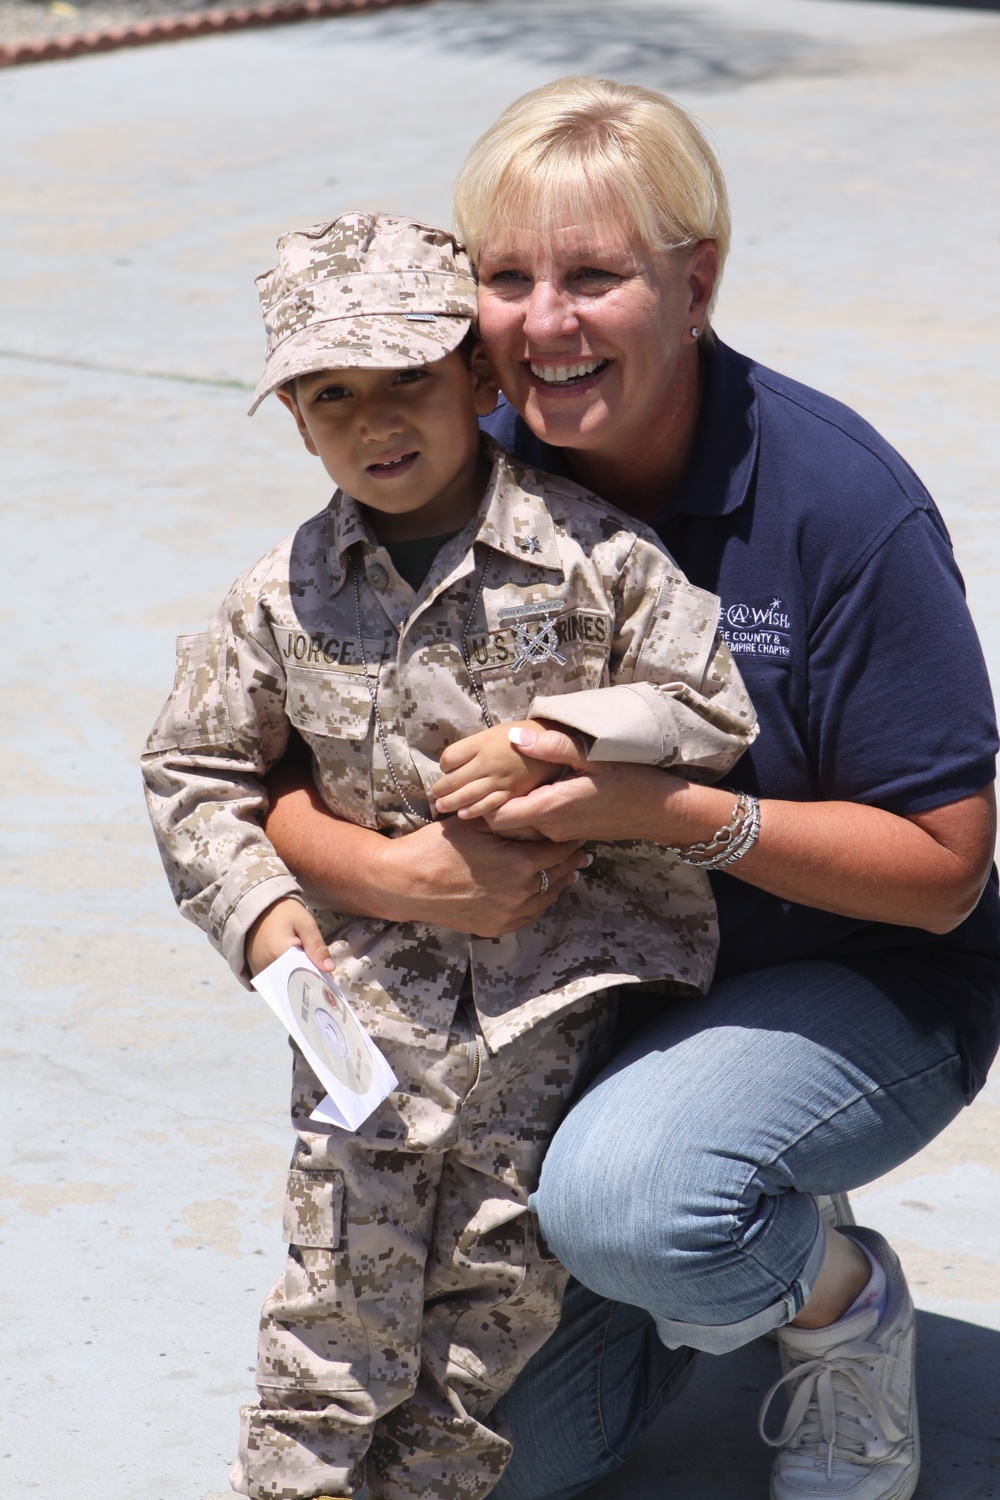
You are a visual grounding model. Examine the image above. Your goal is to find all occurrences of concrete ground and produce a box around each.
[1,1,999,1496]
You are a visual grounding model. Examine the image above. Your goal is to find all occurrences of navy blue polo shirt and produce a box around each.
[482,338,1000,1099]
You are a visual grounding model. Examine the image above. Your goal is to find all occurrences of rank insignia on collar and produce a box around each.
[517,535,541,554]
[497,602,567,669]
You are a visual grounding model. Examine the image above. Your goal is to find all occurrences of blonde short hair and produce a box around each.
[453,76,730,319]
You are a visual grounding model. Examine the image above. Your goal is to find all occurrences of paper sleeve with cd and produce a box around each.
[251,949,397,1131]
[288,967,376,1096]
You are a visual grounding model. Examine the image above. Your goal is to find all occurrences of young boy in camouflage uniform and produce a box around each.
[141,212,756,1500]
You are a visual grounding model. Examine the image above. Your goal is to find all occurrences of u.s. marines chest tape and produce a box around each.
[467,607,611,672]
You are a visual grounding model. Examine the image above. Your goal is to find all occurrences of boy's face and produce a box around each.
[277,343,499,539]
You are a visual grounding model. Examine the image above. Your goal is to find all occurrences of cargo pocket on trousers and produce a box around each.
[437,1210,568,1418]
[258,1167,370,1393]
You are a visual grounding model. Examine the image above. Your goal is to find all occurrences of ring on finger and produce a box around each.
[538,868,550,895]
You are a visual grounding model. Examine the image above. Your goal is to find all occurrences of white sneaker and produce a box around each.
[759,1228,919,1500]
[816,1192,856,1230]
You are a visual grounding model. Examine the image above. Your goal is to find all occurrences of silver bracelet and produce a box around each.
[670,792,761,869]
[710,793,761,868]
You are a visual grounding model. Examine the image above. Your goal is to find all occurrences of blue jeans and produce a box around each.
[493,961,965,1500]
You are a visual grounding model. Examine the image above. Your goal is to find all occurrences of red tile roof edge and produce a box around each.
[0,0,427,67]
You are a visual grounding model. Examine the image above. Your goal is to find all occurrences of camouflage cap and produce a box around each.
[249,211,477,414]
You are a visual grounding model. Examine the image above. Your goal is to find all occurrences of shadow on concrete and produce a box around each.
[346,0,853,93]
[583,1311,1000,1499]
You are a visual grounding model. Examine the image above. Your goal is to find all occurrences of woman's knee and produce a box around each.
[529,993,859,1308]
[531,1055,748,1303]
[535,1087,824,1328]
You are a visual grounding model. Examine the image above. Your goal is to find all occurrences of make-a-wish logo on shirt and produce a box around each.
[718,596,792,661]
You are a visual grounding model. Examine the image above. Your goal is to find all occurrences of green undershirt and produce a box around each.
[382,531,460,592]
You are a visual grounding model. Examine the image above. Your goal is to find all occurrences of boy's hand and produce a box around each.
[433,720,563,821]
[246,897,334,977]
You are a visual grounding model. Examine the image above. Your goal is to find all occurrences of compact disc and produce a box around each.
[287,969,375,1096]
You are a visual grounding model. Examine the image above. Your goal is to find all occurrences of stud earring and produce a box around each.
[690,326,700,340]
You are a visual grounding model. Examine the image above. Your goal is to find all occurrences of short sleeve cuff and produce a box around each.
[867,759,998,817]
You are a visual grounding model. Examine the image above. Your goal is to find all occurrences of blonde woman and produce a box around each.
[265,79,999,1500]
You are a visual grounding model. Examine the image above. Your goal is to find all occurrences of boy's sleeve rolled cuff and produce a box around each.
[216,871,307,987]
[529,682,681,763]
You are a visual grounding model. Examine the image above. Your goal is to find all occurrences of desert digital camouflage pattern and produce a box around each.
[249,212,477,414]
[142,439,757,1051]
[229,995,615,1500]
[142,439,756,1051]
[142,439,756,1497]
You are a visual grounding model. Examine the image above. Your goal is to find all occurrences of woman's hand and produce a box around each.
[483,726,697,844]
[488,762,693,845]
[369,815,590,933]
[263,754,591,937]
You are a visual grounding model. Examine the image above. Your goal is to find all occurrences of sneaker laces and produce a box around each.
[758,1337,906,1481]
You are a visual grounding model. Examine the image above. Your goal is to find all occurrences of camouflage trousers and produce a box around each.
[230,992,617,1500]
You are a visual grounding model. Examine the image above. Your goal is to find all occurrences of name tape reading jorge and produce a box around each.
[275,628,386,672]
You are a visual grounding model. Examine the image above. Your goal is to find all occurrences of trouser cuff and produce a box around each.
[653,1213,828,1355]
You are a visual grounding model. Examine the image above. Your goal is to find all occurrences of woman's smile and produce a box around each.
[527,357,610,387]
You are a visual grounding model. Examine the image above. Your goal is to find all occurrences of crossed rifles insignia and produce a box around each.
[497,602,567,670]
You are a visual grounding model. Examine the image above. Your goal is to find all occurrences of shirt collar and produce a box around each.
[326,490,371,592]
[663,336,759,519]
[325,434,563,592]
[473,436,563,571]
